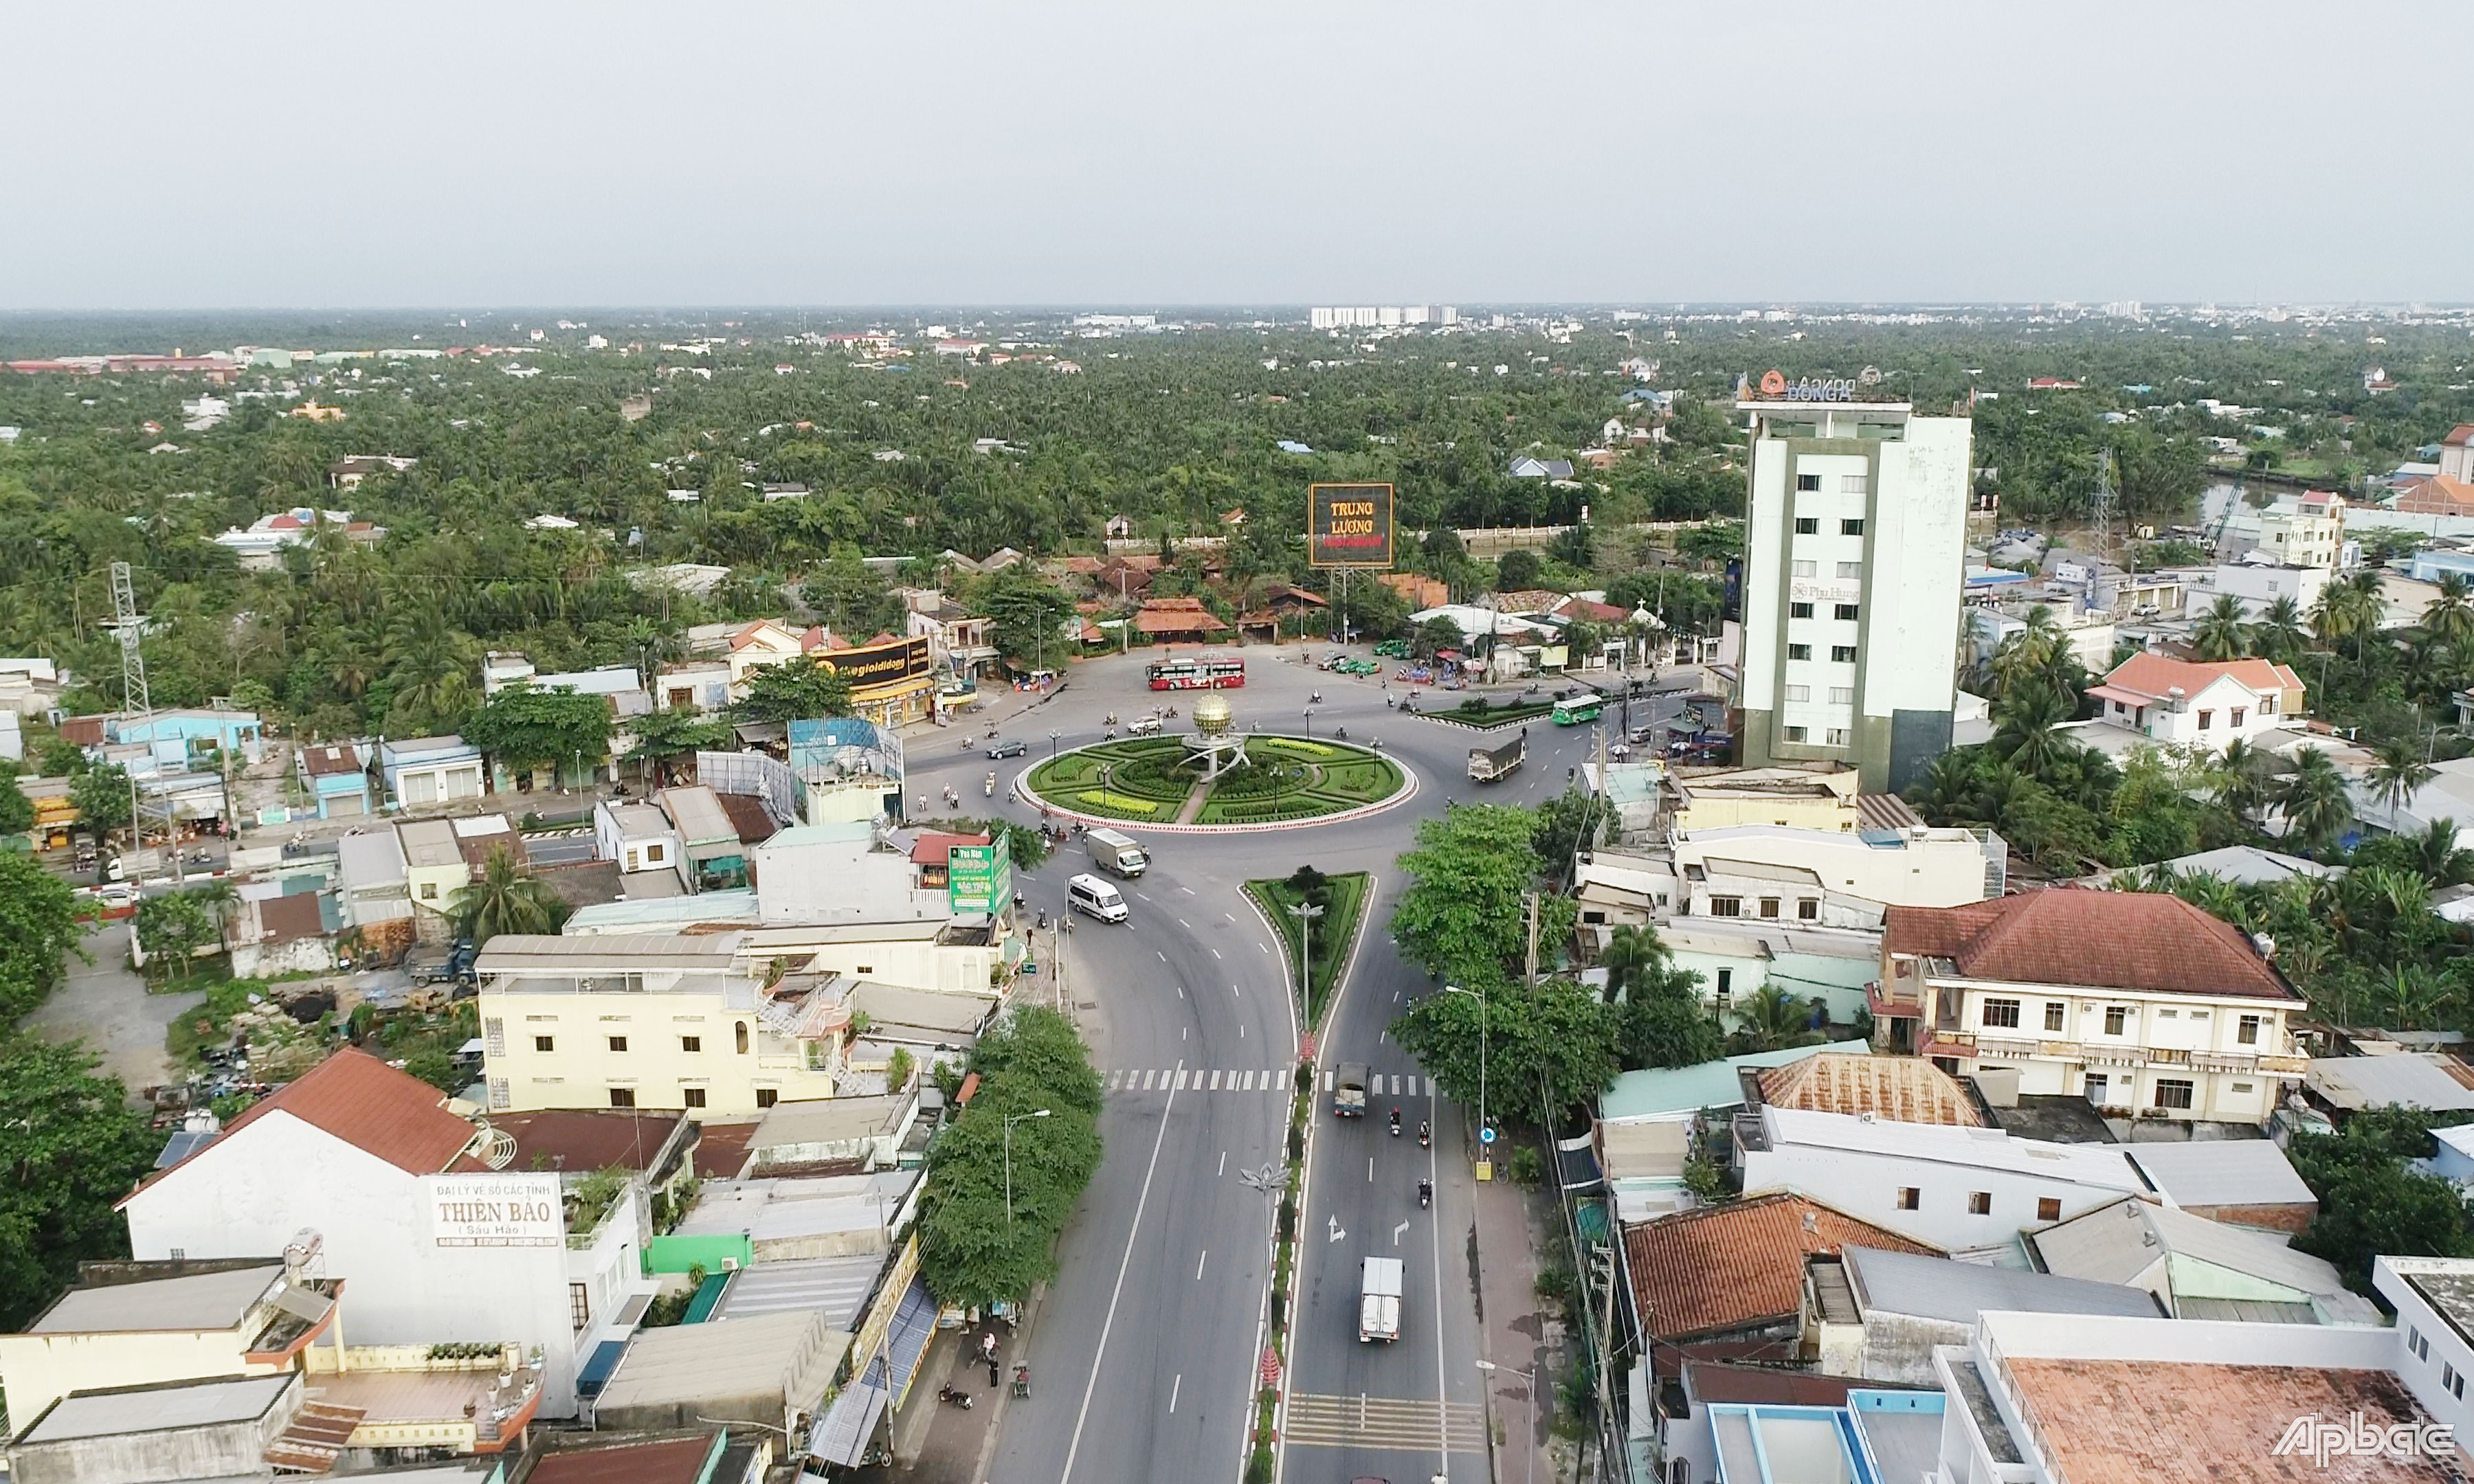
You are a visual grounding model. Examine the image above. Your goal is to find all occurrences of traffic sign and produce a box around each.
[1479,1125,1496,1145]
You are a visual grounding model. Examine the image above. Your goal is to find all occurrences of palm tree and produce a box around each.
[2214,737,2277,823]
[1907,750,1987,826]
[2254,595,2307,662]
[1725,985,1825,1055]
[2427,573,2474,649]
[2190,594,2251,662]
[2279,745,2355,855]
[2405,818,2474,886]
[1992,684,2077,783]
[2365,734,2438,823]
[448,846,563,945]
[1597,923,1671,1002]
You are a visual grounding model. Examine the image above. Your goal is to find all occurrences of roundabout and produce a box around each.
[1018,693,1414,831]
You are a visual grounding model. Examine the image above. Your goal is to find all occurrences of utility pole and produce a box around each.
[1523,890,1540,988]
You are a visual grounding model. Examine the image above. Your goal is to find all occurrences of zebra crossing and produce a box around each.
[1104,1068,1438,1097]
[1282,1392,1488,1454]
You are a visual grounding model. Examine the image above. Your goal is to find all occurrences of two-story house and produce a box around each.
[2084,652,2306,755]
[1876,890,2306,1125]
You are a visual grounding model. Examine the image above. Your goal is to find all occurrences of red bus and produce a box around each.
[1147,654,1246,690]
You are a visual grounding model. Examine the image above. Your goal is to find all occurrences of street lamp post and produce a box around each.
[1445,982,1486,1149]
[1286,900,1324,1009]
[1302,707,1313,737]
[1049,728,1060,761]
[1004,1108,1053,1228]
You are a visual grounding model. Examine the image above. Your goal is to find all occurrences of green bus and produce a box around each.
[1551,694,1603,726]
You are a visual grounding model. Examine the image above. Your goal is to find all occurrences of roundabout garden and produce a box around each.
[1021,732,1410,828]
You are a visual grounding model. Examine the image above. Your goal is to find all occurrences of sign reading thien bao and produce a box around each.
[427,1172,563,1248]
[1308,482,1396,569]
[948,842,1014,917]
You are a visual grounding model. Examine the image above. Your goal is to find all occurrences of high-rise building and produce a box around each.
[1734,392,1972,794]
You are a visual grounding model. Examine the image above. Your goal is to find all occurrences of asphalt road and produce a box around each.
[894,649,1666,1484]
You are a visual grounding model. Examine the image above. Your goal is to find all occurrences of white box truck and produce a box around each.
[1359,1257,1403,1342]
[1084,828,1149,878]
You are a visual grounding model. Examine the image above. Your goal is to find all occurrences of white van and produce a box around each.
[1066,873,1130,924]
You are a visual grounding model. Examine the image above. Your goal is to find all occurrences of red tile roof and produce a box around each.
[527,1437,715,1484]
[1133,596,1230,636]
[2099,652,2304,704]
[2396,475,2474,516]
[909,831,990,866]
[1757,1054,1981,1125]
[1884,891,2300,1001]
[300,743,362,776]
[2443,425,2474,449]
[133,1048,482,1199]
[1620,1193,1935,1342]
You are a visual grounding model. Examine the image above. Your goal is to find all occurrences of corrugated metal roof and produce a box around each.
[2123,1140,2315,1211]
[714,1253,884,1328]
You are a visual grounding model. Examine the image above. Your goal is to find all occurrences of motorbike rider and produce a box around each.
[1419,1178,1433,1207]
[1419,1120,1430,1146]
[1389,1107,1401,1135]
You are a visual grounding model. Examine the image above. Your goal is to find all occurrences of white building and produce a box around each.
[2084,651,2307,756]
[594,800,687,895]
[1735,396,1972,793]
[1667,823,1996,924]
[118,1049,656,1419]
[1878,890,2308,1124]
[2249,489,2347,569]
[2204,559,2330,619]
[2378,1256,2474,1450]
[1736,1106,2154,1255]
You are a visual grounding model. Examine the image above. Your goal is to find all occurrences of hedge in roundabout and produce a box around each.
[1023,734,1407,826]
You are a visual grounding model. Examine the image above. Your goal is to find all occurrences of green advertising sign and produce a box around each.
[948,843,1013,917]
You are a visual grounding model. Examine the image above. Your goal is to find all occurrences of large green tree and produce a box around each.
[460,685,614,783]
[917,1007,1104,1307]
[1391,805,1546,985]
[0,851,82,1020]
[733,655,854,723]
[0,1035,158,1328]
[1391,976,1621,1126]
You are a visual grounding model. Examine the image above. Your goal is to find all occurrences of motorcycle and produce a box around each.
[1105,713,1119,726]
[1419,1179,1433,1210]
[1309,691,1323,705]
[938,1385,974,1410]
[983,774,996,797]
[1335,726,1348,741]
[1419,1121,1430,1148]
[1389,1109,1401,1137]
[1036,910,1050,931]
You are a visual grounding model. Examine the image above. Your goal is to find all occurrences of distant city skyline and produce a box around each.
[1,1,2466,310]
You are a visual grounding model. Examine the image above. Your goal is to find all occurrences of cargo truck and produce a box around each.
[1333,1061,1369,1118]
[1359,1257,1403,1342]
[1084,828,1150,878]
[1468,734,1526,783]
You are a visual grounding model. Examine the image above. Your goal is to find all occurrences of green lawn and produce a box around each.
[1247,870,1369,1025]
[1030,737,1406,827]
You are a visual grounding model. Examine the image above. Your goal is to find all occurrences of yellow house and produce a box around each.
[1669,764,1864,834]
[473,932,844,1115]
[397,815,520,930]
[724,619,809,695]
[0,1261,338,1430]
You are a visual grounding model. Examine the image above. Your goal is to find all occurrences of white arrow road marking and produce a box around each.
[1394,1220,1409,1246]
[1328,1215,1346,1244]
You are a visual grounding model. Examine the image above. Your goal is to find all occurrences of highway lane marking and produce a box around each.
[1218,1150,1226,1177]
[1223,912,1236,923]
[1058,1057,1185,1484]
[1179,917,1192,930]
[1158,951,1169,963]
[1368,1156,1374,1182]
[1196,1250,1208,1281]
[1169,1373,1181,1414]
[1212,947,1223,959]
[1210,1070,1223,1089]
[1282,1394,1486,1453]
[1180,886,1196,895]
[1258,941,1269,952]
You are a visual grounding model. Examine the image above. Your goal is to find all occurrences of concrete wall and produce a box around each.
[480,988,839,1116]
[1738,1137,2140,1253]
[0,1328,278,1435]
[1857,1310,1972,1387]
[8,1385,298,1484]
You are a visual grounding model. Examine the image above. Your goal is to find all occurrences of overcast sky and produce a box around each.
[4,1,2464,309]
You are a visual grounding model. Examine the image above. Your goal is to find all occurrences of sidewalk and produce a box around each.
[857,1285,1046,1484]
[1473,1169,1570,1484]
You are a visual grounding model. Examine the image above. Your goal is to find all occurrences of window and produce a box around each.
[570,1283,591,1330]
[1836,561,1863,579]
[484,1018,506,1057]
[2152,1079,2195,1110]
[1896,1188,1920,1210]
[2260,695,2277,715]
[1825,728,1850,746]
[1792,560,1816,578]
[2036,1198,2062,1222]
[855,965,874,976]
[1831,645,1858,663]
[1783,725,1809,742]
[608,1035,628,1053]
[1797,899,1819,921]
[608,1088,635,1108]
[420,881,439,901]
[1715,968,1734,998]
[534,1035,555,1053]
[2156,1008,2176,1020]
[2104,1006,2128,1035]
[2084,1073,2108,1105]
[1840,473,1869,495]
[2452,1366,2466,1402]
[1788,643,1813,660]
[2189,1011,2209,1022]
[1829,687,1855,705]
[2411,1326,2432,1362]
[2231,707,2247,728]
[2238,1015,2261,1046]
[1841,518,1866,536]
[1794,517,1820,535]
[736,1022,750,1054]
[1785,685,1810,702]
[646,843,666,864]
[2230,1081,2255,1094]
[682,1088,706,1109]
[2044,1002,2066,1031]
[680,1035,702,1053]
[755,1088,779,1108]
[1790,601,1814,618]
[488,1077,510,1111]
[1967,1191,1992,1215]
[1796,473,1822,492]
[1710,896,1743,917]
[1759,897,1781,919]
[1834,603,1859,621]
[1983,998,2022,1029]
[2196,709,2214,731]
